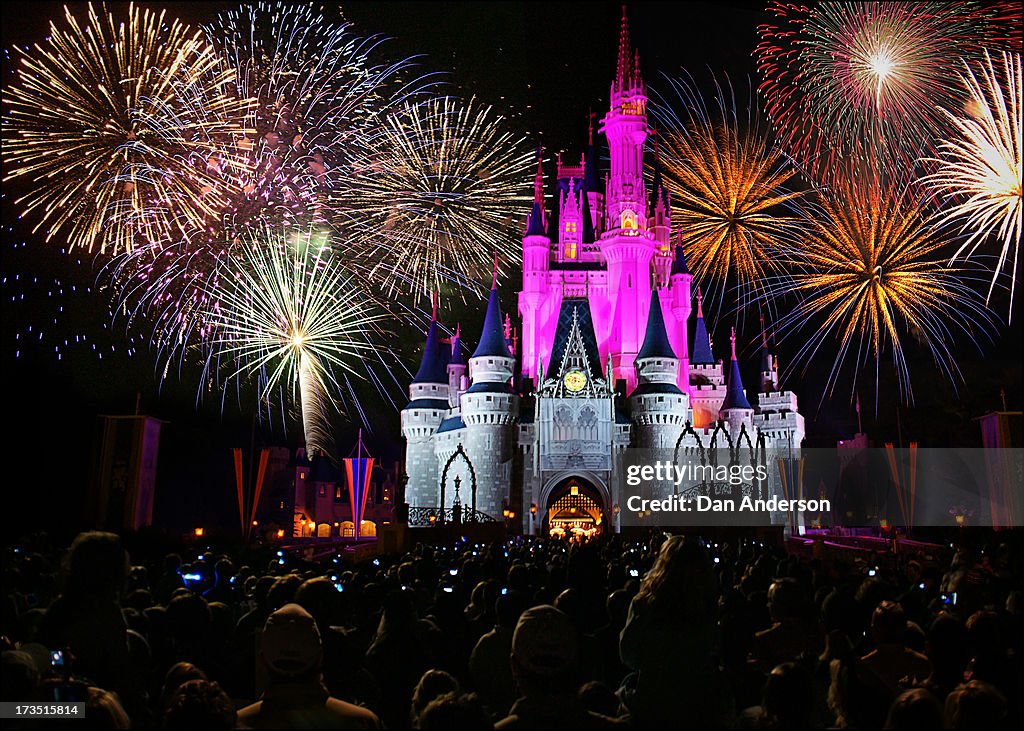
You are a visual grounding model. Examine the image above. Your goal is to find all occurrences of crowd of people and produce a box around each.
[1,529,1020,729]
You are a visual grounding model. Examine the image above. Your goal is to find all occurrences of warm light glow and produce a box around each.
[868,49,895,82]
[194,527,204,537]
[276,529,285,538]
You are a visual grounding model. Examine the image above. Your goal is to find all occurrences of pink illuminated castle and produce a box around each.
[402,8,805,536]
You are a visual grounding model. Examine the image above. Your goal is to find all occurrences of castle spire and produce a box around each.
[723,326,753,410]
[615,5,641,94]
[525,150,547,237]
[473,266,513,359]
[637,289,676,360]
[412,313,448,384]
[533,148,544,204]
[691,287,715,366]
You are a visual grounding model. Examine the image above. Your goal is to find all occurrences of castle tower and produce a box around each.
[520,154,551,383]
[720,327,754,438]
[600,6,656,390]
[688,289,726,428]
[631,289,690,449]
[400,311,450,508]
[459,279,519,517]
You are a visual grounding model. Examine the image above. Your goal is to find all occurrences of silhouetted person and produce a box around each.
[620,536,731,728]
[237,603,381,729]
[163,679,236,730]
[884,688,943,730]
[497,604,621,729]
[419,691,494,730]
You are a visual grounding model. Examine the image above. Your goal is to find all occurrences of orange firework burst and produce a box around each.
[651,74,803,317]
[772,175,996,402]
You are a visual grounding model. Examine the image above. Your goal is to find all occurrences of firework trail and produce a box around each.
[768,174,997,403]
[3,2,243,253]
[650,73,803,317]
[333,95,535,300]
[923,51,1022,320]
[202,225,390,456]
[755,1,1020,186]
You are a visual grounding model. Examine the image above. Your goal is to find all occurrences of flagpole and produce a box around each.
[355,428,362,540]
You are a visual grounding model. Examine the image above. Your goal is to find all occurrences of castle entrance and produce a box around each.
[544,479,605,540]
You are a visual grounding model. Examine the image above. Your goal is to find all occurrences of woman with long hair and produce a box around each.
[619,535,733,728]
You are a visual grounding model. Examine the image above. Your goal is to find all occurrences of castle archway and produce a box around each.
[542,475,607,540]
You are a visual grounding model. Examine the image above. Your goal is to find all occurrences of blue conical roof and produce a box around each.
[691,295,715,366]
[525,201,546,237]
[450,326,465,366]
[723,330,752,410]
[412,318,449,384]
[472,286,513,359]
[671,244,690,276]
[637,290,676,360]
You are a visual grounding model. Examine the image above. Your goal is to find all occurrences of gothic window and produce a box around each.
[554,405,574,441]
[579,406,598,441]
[565,222,577,233]
[564,242,577,259]
[621,209,637,229]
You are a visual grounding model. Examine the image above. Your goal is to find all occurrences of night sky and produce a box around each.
[2,2,1020,536]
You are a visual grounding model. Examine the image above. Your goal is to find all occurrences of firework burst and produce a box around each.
[334,95,535,300]
[102,2,433,393]
[3,2,243,253]
[650,74,803,316]
[770,176,996,403]
[186,2,431,240]
[923,51,1022,319]
[202,225,390,455]
[755,1,1020,186]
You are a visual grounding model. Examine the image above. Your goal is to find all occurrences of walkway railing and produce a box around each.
[407,505,499,527]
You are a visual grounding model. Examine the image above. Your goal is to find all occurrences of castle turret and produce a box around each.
[720,327,754,437]
[688,288,726,428]
[600,7,655,391]
[631,289,690,448]
[401,309,451,508]
[602,6,648,230]
[459,279,519,518]
[520,152,552,382]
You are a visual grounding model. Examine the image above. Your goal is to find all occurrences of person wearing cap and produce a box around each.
[495,604,622,729]
[237,603,381,729]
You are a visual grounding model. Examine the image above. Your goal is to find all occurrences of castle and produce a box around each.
[402,9,804,536]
